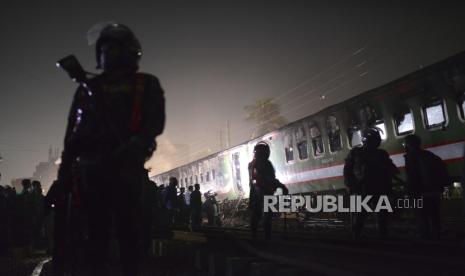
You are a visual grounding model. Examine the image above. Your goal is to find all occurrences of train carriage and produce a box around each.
[152,51,465,217]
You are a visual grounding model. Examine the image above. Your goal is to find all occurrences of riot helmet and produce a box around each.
[361,128,381,149]
[88,22,142,71]
[403,134,421,153]
[254,141,270,160]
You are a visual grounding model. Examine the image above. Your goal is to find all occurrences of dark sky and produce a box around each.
[1,0,465,184]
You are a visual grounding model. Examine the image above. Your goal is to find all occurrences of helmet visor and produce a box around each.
[87,21,116,45]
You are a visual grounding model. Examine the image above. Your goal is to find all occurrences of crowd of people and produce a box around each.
[0,179,48,255]
[0,173,246,260]
[149,177,223,232]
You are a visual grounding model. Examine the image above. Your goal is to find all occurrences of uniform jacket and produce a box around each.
[59,70,165,176]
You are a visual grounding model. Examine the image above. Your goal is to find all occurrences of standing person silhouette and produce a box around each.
[55,23,165,276]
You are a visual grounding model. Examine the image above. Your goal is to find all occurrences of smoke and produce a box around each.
[145,136,178,176]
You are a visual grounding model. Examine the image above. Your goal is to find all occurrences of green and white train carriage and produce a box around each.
[153,51,465,217]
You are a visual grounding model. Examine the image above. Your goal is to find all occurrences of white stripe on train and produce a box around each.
[278,141,465,185]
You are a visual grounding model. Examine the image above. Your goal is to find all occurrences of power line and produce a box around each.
[150,15,440,173]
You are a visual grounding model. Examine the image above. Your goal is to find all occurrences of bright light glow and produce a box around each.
[425,104,445,126]
[397,113,414,134]
[350,130,362,147]
[453,182,461,188]
[375,122,387,140]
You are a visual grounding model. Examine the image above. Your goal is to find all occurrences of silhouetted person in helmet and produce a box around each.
[344,128,398,239]
[56,22,165,276]
[190,184,202,231]
[248,142,288,240]
[164,177,179,227]
[403,134,451,240]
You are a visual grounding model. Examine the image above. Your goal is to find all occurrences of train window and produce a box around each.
[374,121,387,140]
[395,111,414,135]
[212,169,216,180]
[295,127,308,160]
[309,124,324,157]
[326,115,342,152]
[185,178,188,186]
[461,100,465,120]
[200,173,204,183]
[348,127,362,148]
[190,176,193,185]
[206,171,210,182]
[195,175,198,184]
[284,133,294,162]
[423,101,446,129]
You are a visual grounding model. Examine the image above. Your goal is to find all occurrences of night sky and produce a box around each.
[1,1,465,185]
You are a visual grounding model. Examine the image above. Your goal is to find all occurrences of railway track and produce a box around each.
[28,221,465,275]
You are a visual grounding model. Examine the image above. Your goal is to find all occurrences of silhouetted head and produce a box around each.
[188,185,194,192]
[21,179,32,192]
[361,128,381,149]
[32,180,41,189]
[403,134,422,153]
[254,141,270,160]
[169,177,178,187]
[180,187,185,193]
[32,180,42,195]
[194,183,200,191]
[90,23,141,72]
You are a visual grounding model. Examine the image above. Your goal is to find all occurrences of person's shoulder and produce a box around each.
[265,160,274,168]
[422,149,442,162]
[347,146,363,157]
[375,148,390,157]
[351,146,364,153]
[136,72,161,84]
[136,72,164,96]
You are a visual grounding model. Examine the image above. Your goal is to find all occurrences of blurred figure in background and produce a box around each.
[404,134,451,240]
[190,184,202,231]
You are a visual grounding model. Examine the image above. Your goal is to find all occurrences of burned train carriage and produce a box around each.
[153,51,465,209]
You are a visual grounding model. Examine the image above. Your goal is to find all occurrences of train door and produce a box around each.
[231,151,244,196]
